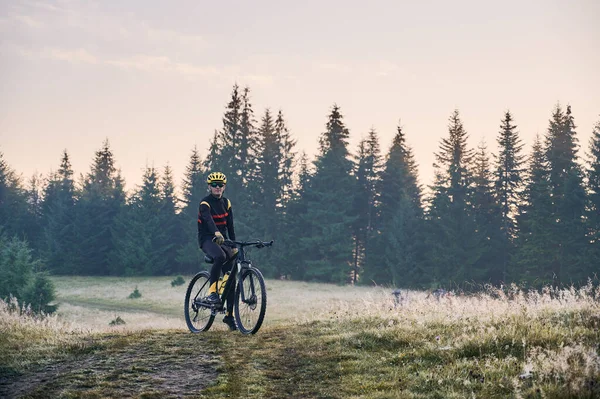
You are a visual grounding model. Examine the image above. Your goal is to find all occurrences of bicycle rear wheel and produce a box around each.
[184,271,215,333]
[234,267,267,334]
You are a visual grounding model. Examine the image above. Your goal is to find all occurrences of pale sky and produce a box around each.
[1,0,599,194]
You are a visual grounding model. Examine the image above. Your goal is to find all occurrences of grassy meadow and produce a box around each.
[1,276,599,398]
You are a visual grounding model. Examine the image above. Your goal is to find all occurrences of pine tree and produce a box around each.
[208,84,258,238]
[203,131,220,173]
[284,152,312,280]
[235,86,260,237]
[275,110,297,208]
[586,119,600,266]
[472,141,504,283]
[493,111,525,282]
[0,151,30,240]
[41,150,77,274]
[75,139,125,275]
[253,109,279,276]
[301,105,356,283]
[159,164,181,274]
[212,84,242,180]
[544,105,588,284]
[238,87,259,189]
[256,109,278,227]
[177,146,206,273]
[513,135,554,285]
[364,123,424,287]
[111,166,171,275]
[24,173,44,252]
[425,110,479,287]
[351,129,382,284]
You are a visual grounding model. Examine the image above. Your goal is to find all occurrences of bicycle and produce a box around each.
[184,239,273,335]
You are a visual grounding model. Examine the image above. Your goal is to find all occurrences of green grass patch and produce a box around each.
[1,277,599,398]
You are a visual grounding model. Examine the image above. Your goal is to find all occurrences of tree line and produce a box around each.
[1,84,599,291]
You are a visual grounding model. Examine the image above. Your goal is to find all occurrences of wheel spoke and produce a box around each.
[184,271,215,333]
[235,268,267,334]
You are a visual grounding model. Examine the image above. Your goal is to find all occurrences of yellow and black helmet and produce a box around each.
[206,171,227,185]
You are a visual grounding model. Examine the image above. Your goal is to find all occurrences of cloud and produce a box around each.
[317,62,353,74]
[46,47,98,64]
[106,54,219,78]
[24,1,64,13]
[13,14,43,28]
[314,60,404,77]
[376,60,402,77]
[12,45,275,84]
[145,26,206,49]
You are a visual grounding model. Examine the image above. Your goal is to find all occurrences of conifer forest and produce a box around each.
[2,84,599,290]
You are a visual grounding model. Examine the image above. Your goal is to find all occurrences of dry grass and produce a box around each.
[2,277,599,398]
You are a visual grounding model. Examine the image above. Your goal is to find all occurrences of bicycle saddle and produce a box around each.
[204,255,214,264]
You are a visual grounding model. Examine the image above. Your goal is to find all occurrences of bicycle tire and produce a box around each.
[184,271,215,333]
[234,267,267,335]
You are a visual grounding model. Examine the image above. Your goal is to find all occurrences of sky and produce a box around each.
[1,0,599,195]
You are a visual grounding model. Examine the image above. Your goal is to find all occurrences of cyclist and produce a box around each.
[197,171,238,331]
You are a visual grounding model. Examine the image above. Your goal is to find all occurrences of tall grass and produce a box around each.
[3,277,599,398]
[0,296,87,373]
[312,282,600,398]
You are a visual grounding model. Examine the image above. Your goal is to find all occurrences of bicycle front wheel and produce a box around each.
[234,267,267,334]
[184,271,215,333]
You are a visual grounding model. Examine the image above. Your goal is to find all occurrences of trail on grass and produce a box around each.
[0,331,219,399]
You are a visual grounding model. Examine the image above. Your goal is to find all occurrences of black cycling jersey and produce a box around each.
[197,194,236,245]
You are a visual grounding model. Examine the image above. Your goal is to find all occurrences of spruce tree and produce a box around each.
[586,119,600,266]
[351,129,382,284]
[472,141,504,283]
[425,110,479,287]
[111,166,170,275]
[211,84,241,179]
[513,135,554,285]
[269,111,298,278]
[209,84,257,238]
[178,146,206,272]
[235,86,260,237]
[159,164,181,274]
[301,105,356,283]
[282,152,312,280]
[251,109,297,278]
[364,123,423,287]
[544,105,588,284]
[493,111,525,281]
[275,110,297,207]
[0,151,30,240]
[41,150,77,274]
[253,109,280,277]
[24,173,44,252]
[75,139,125,275]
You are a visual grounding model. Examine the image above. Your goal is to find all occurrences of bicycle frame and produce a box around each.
[201,239,271,313]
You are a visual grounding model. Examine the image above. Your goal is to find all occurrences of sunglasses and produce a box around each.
[210,182,225,188]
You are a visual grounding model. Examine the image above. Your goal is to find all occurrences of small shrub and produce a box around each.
[128,286,142,299]
[0,233,57,314]
[171,275,185,287]
[109,316,126,326]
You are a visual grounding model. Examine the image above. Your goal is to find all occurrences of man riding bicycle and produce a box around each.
[197,171,238,331]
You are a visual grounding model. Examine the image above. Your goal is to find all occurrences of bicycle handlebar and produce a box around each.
[223,239,274,248]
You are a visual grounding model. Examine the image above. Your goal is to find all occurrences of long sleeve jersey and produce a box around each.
[197,194,236,244]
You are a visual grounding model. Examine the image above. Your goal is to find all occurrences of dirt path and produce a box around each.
[0,331,220,399]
